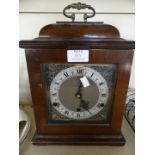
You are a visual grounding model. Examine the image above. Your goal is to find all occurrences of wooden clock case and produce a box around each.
[19,22,135,145]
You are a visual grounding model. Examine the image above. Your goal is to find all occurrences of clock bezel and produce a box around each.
[49,65,110,120]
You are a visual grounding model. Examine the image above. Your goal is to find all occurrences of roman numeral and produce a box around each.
[91,73,94,77]
[53,102,59,107]
[65,111,69,115]
[77,69,83,74]
[99,82,104,86]
[64,72,69,77]
[52,93,57,96]
[54,82,59,85]
[77,114,80,118]
[88,110,92,115]
[97,103,105,108]
[101,93,107,97]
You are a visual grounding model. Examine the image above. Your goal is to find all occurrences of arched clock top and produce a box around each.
[39,23,120,39]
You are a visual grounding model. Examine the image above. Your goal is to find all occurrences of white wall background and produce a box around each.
[19,0,135,103]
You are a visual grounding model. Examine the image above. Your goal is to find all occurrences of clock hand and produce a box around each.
[76,87,89,111]
[75,76,90,112]
[75,78,83,99]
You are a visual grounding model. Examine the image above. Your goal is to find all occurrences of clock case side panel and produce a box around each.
[24,48,134,135]
[24,49,49,133]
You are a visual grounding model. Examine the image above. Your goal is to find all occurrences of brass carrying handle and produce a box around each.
[63,2,96,22]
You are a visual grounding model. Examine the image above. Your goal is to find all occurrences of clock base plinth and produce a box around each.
[32,131,125,145]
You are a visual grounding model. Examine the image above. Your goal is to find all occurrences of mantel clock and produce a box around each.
[19,3,134,145]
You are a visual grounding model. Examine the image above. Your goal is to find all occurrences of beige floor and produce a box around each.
[19,105,135,155]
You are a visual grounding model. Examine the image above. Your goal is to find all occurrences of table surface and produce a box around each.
[19,105,135,155]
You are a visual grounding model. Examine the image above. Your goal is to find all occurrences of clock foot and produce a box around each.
[32,131,125,145]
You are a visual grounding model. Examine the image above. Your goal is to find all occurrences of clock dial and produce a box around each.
[42,64,116,122]
[50,66,109,119]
